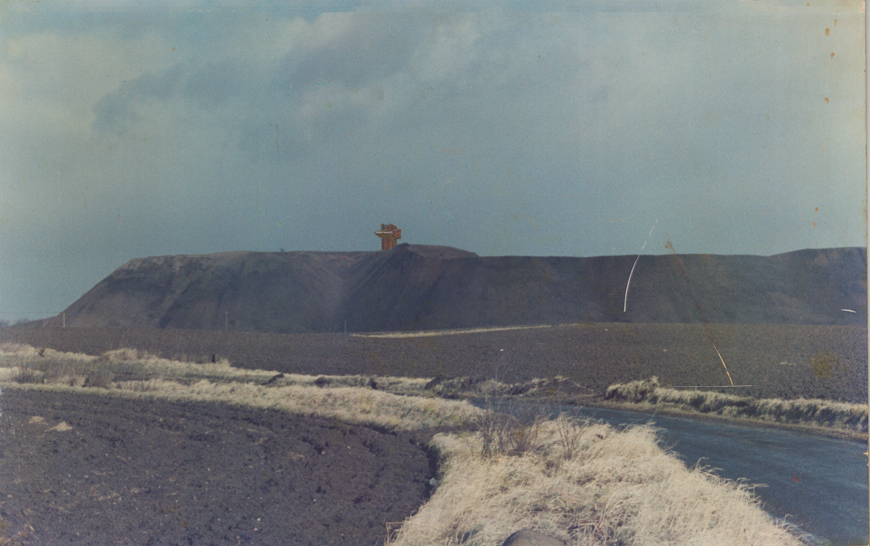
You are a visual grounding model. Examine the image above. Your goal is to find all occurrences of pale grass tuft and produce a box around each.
[0,343,43,358]
[0,343,94,363]
[387,416,801,546]
[48,421,73,432]
[164,380,480,430]
[273,373,431,395]
[99,348,141,361]
[115,379,179,392]
[606,378,869,433]
[5,378,480,430]
[96,348,264,382]
[0,344,481,431]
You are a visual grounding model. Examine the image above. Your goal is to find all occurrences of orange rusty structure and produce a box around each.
[375,223,402,250]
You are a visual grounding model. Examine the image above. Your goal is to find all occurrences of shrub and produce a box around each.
[41,358,80,383]
[14,363,43,384]
[605,376,659,402]
[83,369,114,389]
[475,400,548,458]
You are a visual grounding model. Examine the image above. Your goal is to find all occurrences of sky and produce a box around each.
[0,0,866,321]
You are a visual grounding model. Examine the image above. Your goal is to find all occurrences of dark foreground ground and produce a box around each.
[0,390,435,546]
[4,323,867,402]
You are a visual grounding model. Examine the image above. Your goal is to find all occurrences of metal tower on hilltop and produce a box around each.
[375,223,402,250]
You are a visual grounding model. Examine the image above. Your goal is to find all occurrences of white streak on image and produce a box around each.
[623,219,658,313]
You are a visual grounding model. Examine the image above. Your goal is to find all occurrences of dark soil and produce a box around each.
[42,245,867,332]
[0,390,435,546]
[4,323,867,403]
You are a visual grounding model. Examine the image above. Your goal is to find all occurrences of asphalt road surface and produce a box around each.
[566,405,869,546]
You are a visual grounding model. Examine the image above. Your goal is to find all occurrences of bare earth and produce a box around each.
[0,389,435,546]
[5,323,866,402]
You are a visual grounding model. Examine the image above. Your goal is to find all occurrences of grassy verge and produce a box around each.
[0,344,806,544]
[605,377,869,435]
[386,416,801,546]
[0,343,477,431]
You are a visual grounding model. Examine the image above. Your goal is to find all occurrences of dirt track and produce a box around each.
[0,390,435,546]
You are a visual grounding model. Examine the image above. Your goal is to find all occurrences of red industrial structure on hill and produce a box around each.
[375,224,402,250]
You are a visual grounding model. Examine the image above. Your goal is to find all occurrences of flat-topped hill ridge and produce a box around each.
[46,244,867,333]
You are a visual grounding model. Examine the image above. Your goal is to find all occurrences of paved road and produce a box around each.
[565,405,868,546]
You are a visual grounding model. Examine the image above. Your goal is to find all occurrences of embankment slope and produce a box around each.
[46,245,866,333]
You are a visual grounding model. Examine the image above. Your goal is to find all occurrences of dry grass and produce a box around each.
[606,377,869,433]
[421,375,583,401]
[114,380,478,430]
[0,343,479,431]
[387,416,802,546]
[474,401,546,459]
[0,342,428,392]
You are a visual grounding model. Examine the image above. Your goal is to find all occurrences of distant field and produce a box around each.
[3,323,865,403]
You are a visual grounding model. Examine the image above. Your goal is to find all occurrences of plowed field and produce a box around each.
[4,323,866,402]
[0,390,434,545]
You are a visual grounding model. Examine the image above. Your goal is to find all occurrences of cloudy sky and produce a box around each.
[0,1,866,320]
